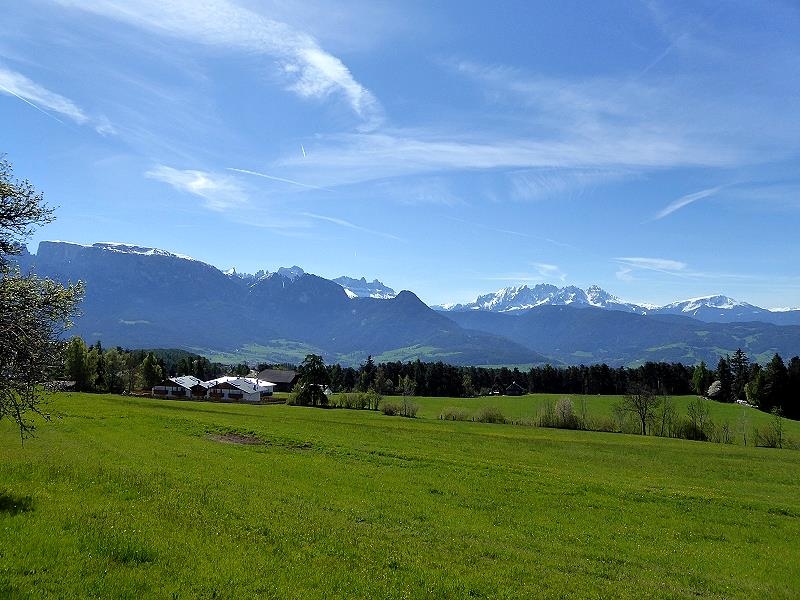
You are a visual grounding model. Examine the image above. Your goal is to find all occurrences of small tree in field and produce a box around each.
[687,396,711,440]
[616,384,661,435]
[292,354,330,407]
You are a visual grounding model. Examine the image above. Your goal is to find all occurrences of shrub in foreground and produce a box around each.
[382,401,401,416]
[382,399,418,417]
[400,400,419,418]
[439,407,470,421]
[474,406,506,424]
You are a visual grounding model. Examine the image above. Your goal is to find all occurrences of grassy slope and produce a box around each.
[0,393,798,599]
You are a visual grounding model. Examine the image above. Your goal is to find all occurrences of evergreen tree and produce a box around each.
[785,356,800,420]
[730,348,750,401]
[176,357,190,376]
[87,344,104,392]
[294,354,330,406]
[357,355,376,392]
[745,367,765,407]
[374,367,386,394]
[761,353,788,413]
[716,356,733,402]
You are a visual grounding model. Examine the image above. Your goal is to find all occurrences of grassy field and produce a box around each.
[1,393,799,599]
[408,394,800,441]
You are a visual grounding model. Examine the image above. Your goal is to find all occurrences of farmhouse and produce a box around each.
[206,376,275,403]
[506,381,526,396]
[152,376,275,403]
[152,375,205,399]
[256,369,299,392]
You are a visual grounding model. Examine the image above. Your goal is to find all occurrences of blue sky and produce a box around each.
[3,1,799,308]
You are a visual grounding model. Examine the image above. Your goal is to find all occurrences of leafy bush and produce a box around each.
[474,406,506,424]
[328,391,382,411]
[400,400,418,418]
[287,384,328,407]
[593,417,617,433]
[382,401,401,416]
[538,397,583,429]
[365,389,383,411]
[555,397,581,429]
[538,400,555,427]
[439,407,469,421]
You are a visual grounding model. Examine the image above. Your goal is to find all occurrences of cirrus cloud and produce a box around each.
[54,0,383,129]
[145,165,247,211]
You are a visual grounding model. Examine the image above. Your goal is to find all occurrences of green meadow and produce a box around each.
[1,393,799,599]
[411,394,800,438]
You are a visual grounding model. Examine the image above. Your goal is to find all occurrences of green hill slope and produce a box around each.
[1,394,798,599]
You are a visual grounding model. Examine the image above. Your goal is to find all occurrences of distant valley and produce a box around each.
[15,241,800,367]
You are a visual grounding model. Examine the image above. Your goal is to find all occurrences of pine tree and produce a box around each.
[295,354,330,406]
[785,356,800,420]
[716,356,733,402]
[762,353,788,413]
[730,348,750,401]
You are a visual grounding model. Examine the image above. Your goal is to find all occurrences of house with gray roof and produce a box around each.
[152,375,205,399]
[255,369,299,392]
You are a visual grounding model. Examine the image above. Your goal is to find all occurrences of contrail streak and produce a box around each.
[228,167,332,192]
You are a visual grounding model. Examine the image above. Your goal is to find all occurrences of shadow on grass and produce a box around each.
[0,491,34,515]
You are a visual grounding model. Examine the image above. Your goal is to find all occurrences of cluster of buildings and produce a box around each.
[151,369,299,404]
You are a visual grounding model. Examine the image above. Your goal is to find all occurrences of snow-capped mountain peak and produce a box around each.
[586,284,618,306]
[333,276,397,299]
[661,295,750,313]
[81,241,198,261]
[442,284,643,314]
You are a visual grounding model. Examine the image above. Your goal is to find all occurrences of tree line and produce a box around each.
[695,350,800,419]
[323,357,697,399]
[319,351,799,420]
[60,337,247,393]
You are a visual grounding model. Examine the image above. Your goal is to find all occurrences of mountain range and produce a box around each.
[436,283,800,326]
[13,241,800,367]
[15,242,540,366]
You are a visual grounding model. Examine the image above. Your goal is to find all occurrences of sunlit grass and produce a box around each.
[1,393,798,598]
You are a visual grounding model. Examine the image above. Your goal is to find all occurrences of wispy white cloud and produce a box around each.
[302,212,403,241]
[655,185,725,219]
[0,64,114,134]
[371,177,464,206]
[55,0,382,129]
[275,127,736,196]
[616,257,687,272]
[145,165,247,211]
[532,262,567,282]
[508,168,635,201]
[614,256,687,281]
